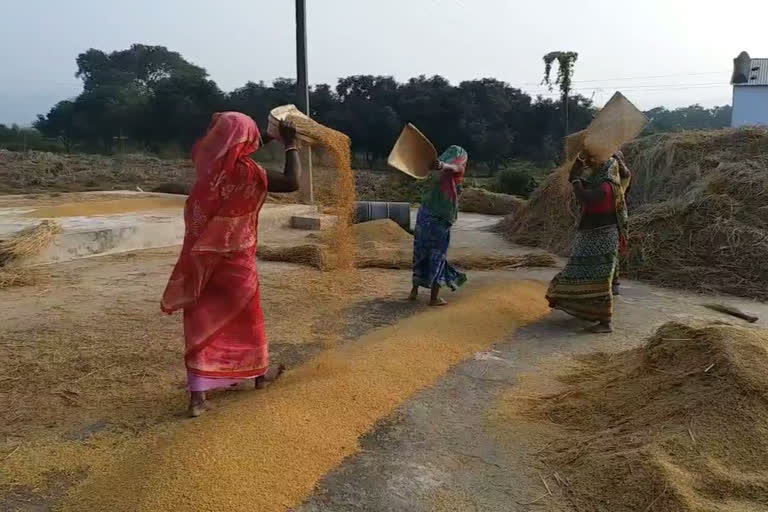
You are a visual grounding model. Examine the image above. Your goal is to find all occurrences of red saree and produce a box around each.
[161,112,269,385]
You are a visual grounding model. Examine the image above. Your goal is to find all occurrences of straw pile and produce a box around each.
[527,321,768,512]
[459,187,526,216]
[0,220,61,266]
[0,150,192,194]
[496,163,579,255]
[499,128,768,298]
[0,268,41,289]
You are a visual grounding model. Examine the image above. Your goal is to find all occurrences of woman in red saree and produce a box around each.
[161,111,301,417]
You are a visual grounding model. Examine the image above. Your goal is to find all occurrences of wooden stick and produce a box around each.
[702,303,758,323]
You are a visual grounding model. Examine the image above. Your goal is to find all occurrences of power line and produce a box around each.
[514,70,730,88]
[520,82,728,95]
[571,71,730,83]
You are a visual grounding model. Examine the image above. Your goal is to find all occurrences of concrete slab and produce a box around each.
[291,214,337,231]
[0,191,317,266]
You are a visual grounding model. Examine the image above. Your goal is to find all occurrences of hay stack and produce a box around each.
[0,221,61,266]
[527,321,768,512]
[496,164,580,255]
[459,187,526,216]
[499,128,768,299]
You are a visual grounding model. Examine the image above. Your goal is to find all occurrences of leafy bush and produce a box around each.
[493,161,539,198]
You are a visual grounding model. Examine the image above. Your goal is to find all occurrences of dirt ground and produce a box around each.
[3,214,767,511]
[298,272,768,512]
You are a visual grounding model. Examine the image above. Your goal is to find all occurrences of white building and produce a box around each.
[731,51,768,127]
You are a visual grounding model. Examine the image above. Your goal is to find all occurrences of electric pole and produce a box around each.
[295,0,313,204]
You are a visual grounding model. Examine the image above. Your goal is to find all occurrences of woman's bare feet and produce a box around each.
[589,322,613,334]
[429,297,448,307]
[188,391,209,418]
[255,363,286,389]
[408,286,419,301]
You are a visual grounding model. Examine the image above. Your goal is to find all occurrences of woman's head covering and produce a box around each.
[438,145,468,184]
[421,145,468,225]
[161,112,268,313]
[191,112,261,182]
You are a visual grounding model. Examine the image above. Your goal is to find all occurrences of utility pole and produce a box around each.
[563,84,570,140]
[295,0,313,204]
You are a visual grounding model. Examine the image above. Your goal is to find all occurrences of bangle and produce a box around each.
[285,145,298,153]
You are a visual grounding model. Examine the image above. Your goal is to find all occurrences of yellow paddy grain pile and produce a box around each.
[524,321,768,512]
[48,280,550,512]
[353,218,412,245]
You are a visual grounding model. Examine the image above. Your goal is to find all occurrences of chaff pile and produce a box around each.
[525,321,768,512]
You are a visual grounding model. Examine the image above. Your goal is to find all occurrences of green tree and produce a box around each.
[542,51,579,137]
[34,100,77,151]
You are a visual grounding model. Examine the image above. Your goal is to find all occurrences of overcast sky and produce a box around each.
[2,0,767,125]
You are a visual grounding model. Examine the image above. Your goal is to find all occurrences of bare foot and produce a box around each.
[408,289,418,301]
[429,298,448,307]
[589,322,613,334]
[188,392,210,418]
[255,363,286,389]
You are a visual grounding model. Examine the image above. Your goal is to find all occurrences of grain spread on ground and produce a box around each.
[27,197,186,218]
[500,321,768,512]
[29,280,549,512]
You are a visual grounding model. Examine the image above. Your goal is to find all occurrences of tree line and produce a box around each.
[24,44,732,167]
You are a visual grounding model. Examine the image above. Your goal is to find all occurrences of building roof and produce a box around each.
[739,59,768,86]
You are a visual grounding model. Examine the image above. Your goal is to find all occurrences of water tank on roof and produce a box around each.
[732,51,751,84]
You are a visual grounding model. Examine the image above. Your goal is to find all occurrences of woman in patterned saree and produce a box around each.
[161,111,301,417]
[546,150,630,333]
[408,145,468,306]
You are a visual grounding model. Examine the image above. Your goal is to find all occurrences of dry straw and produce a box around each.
[0,268,42,289]
[499,128,768,299]
[522,321,768,512]
[459,187,526,216]
[0,220,61,266]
